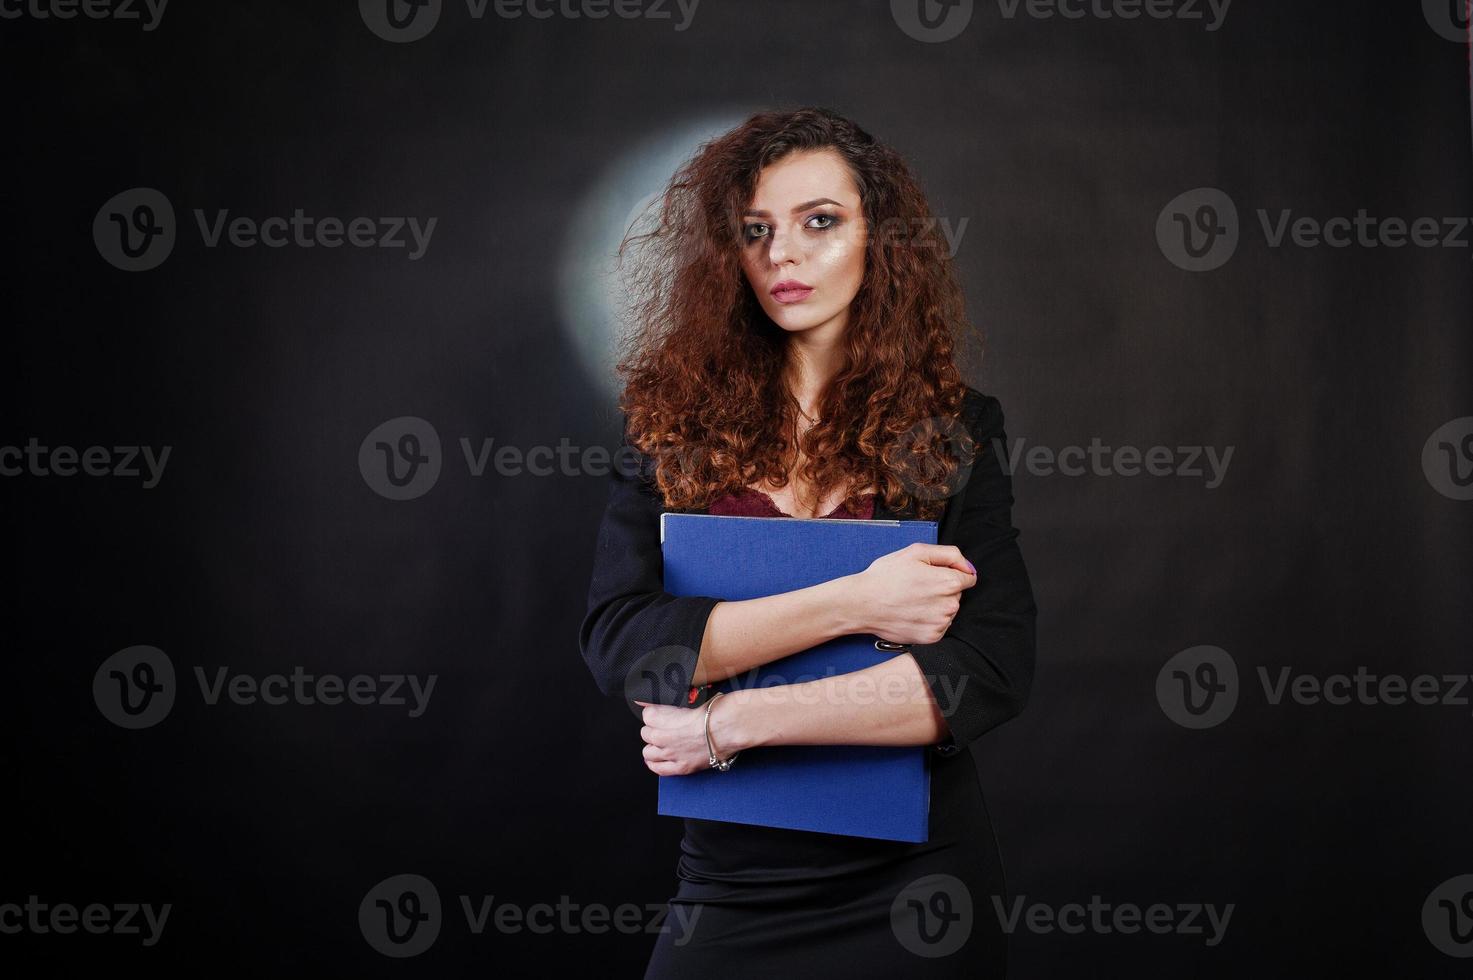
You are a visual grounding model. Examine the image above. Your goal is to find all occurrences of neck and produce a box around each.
[783,312,848,417]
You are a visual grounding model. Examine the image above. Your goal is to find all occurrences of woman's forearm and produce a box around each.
[709,653,947,752]
[689,573,867,686]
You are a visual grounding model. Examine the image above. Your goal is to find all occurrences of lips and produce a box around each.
[770,279,813,304]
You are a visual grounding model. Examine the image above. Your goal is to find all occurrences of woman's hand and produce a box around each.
[633,698,740,776]
[850,542,977,645]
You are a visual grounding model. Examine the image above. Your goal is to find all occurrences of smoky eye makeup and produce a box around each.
[742,222,768,243]
[742,211,843,243]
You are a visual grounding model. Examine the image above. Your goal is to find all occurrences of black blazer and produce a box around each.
[578,385,1038,756]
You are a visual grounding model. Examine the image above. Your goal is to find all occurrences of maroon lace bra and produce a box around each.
[705,485,876,520]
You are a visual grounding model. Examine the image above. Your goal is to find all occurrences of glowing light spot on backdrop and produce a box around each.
[556,112,747,404]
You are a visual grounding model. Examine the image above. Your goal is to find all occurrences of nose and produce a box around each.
[767,224,799,267]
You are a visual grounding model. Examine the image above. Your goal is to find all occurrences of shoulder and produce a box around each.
[610,413,665,504]
[959,385,1006,439]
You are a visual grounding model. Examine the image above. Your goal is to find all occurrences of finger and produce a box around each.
[910,543,977,577]
[638,701,678,721]
[922,563,976,594]
[642,743,667,762]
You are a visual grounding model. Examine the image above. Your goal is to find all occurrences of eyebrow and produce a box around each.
[742,198,849,217]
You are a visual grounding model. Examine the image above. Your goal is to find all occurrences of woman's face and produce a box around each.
[738,148,868,339]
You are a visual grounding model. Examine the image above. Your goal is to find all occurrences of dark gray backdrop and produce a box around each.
[4,0,1471,975]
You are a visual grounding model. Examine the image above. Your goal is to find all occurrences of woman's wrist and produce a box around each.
[815,571,872,637]
[708,687,767,755]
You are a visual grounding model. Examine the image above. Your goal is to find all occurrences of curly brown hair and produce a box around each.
[613,106,983,521]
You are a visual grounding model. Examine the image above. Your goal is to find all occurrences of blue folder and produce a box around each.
[657,511,938,843]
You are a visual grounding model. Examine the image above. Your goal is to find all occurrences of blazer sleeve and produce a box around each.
[905,393,1038,755]
[578,421,723,706]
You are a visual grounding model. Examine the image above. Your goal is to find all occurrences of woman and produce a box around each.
[578,106,1037,977]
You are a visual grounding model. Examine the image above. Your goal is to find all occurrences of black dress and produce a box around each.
[579,387,1038,978]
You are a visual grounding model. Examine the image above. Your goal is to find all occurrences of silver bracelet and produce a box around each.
[703,691,740,771]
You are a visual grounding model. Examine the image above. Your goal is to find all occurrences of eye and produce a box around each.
[743,222,769,242]
[807,213,839,230]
